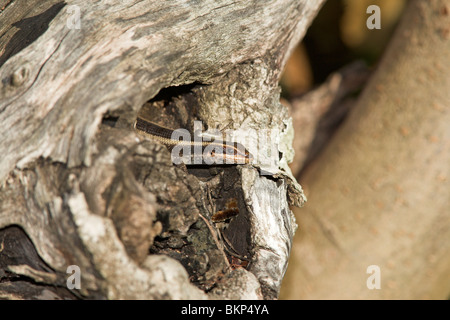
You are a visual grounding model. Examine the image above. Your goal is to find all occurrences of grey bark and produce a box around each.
[282,0,450,299]
[0,0,323,299]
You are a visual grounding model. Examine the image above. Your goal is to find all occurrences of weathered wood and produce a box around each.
[0,0,324,299]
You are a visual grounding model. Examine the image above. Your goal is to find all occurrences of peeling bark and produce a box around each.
[0,0,323,299]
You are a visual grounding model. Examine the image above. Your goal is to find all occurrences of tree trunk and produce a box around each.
[281,0,450,299]
[0,0,324,299]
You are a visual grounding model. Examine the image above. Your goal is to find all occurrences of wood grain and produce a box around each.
[0,0,323,299]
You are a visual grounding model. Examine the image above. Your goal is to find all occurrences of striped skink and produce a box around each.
[133,117,253,165]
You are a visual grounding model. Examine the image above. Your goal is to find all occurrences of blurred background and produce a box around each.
[280,0,407,98]
[279,0,409,298]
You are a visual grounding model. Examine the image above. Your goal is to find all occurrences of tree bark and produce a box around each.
[281,0,450,299]
[0,0,324,299]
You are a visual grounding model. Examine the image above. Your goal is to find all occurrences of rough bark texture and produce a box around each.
[281,0,450,299]
[0,0,324,299]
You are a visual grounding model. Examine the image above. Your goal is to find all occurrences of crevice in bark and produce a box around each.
[0,1,66,68]
[0,0,322,299]
[0,225,80,299]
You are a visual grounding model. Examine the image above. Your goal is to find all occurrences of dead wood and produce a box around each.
[0,0,324,299]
